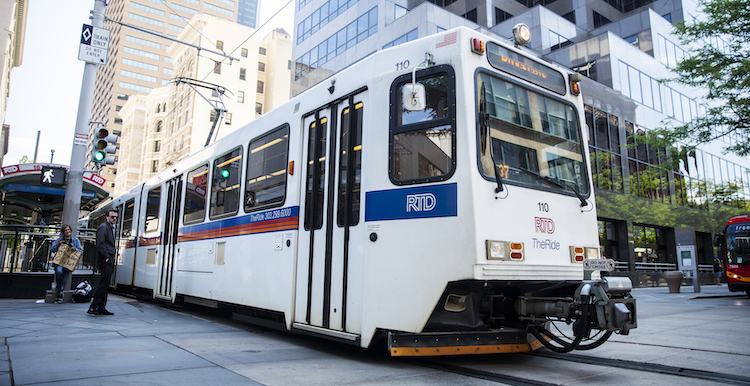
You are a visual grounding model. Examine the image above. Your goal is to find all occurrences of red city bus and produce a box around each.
[716,215,750,296]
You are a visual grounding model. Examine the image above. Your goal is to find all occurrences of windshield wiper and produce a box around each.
[544,175,588,207]
[516,168,588,207]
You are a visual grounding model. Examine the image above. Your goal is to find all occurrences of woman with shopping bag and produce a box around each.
[50,225,82,303]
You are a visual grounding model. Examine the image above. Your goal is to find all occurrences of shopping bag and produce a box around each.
[52,243,82,272]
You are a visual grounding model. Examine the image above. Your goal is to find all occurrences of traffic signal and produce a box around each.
[92,127,117,167]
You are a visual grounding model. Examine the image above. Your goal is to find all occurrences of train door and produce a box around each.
[295,90,365,337]
[155,176,183,301]
[115,199,136,286]
[110,203,124,288]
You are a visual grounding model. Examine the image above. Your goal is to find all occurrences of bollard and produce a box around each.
[664,271,684,293]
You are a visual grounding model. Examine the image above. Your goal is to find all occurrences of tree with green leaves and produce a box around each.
[18,155,31,164]
[652,0,750,156]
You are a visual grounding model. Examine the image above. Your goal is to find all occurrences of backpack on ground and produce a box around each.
[72,280,92,303]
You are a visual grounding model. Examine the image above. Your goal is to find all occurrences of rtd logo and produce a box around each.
[2,166,19,174]
[406,193,437,212]
[86,174,106,185]
[535,217,555,234]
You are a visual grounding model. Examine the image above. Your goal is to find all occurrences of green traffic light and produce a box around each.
[93,151,105,162]
[220,169,230,178]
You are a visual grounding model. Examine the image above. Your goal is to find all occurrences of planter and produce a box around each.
[664,271,684,293]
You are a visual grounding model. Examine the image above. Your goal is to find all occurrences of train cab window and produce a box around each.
[337,102,363,226]
[389,65,456,185]
[121,199,134,238]
[245,126,289,211]
[477,72,589,196]
[145,186,161,233]
[184,164,209,224]
[210,147,242,219]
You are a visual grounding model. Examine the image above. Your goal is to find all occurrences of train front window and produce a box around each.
[477,72,589,196]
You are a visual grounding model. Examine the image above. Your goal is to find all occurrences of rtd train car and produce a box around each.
[88,26,637,355]
[716,215,750,296]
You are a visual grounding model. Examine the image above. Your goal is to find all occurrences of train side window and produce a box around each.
[337,102,363,226]
[245,125,289,212]
[389,65,456,185]
[121,199,134,237]
[210,147,242,219]
[145,186,161,233]
[184,164,209,224]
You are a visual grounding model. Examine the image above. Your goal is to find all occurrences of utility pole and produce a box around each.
[60,0,107,300]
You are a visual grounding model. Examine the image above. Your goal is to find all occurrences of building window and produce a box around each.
[116,105,122,112]
[151,160,159,173]
[240,68,246,80]
[114,118,123,124]
[117,94,129,100]
[214,61,221,74]
[495,7,513,24]
[258,62,265,72]
[562,11,576,23]
[216,40,224,50]
[154,140,160,152]
[257,81,264,93]
[238,91,245,103]
[259,47,266,55]
[210,109,217,122]
[155,120,162,132]
[225,112,232,125]
[255,102,262,115]
[462,8,478,23]
[585,105,624,194]
[241,48,248,57]
[593,11,612,28]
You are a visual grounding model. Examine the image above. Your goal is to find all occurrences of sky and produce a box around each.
[3,0,294,167]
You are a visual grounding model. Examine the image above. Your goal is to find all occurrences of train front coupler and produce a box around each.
[516,277,637,353]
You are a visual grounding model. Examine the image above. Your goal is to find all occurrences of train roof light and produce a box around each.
[512,23,532,47]
[471,38,485,55]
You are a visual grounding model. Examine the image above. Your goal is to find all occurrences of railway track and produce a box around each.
[404,347,750,386]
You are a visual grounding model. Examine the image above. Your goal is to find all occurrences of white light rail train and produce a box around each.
[88,26,636,356]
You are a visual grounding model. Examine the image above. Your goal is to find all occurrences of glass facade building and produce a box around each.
[291,0,749,286]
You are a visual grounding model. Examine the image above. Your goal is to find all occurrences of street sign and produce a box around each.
[583,258,616,271]
[78,24,110,65]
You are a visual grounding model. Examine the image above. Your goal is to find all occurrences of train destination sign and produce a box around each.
[78,24,110,65]
[486,42,566,95]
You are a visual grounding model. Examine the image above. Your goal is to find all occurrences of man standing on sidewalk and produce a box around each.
[88,210,117,315]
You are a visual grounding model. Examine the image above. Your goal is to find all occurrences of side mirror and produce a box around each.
[713,234,723,247]
[403,83,426,111]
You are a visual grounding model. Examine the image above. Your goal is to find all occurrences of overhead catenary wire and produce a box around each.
[108,0,294,155]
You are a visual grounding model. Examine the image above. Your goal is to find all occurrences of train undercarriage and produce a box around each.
[388,277,637,356]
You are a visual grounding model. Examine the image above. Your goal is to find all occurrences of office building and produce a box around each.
[115,16,292,196]
[290,0,749,285]
[89,0,259,188]
[0,0,28,168]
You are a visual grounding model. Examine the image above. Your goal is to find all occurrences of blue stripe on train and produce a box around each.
[364,183,457,222]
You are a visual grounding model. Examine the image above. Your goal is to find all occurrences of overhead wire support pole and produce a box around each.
[61,0,108,302]
[169,77,230,147]
[104,17,241,64]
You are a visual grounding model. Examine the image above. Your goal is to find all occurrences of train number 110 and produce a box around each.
[538,202,549,212]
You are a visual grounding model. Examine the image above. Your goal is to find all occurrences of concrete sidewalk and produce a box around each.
[1,283,745,385]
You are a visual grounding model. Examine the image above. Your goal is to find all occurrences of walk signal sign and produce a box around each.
[40,166,67,186]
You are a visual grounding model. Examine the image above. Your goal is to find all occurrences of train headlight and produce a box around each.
[486,240,525,261]
[586,247,601,260]
[487,240,508,260]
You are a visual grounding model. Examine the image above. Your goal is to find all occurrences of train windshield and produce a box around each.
[477,72,589,196]
[727,224,750,265]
